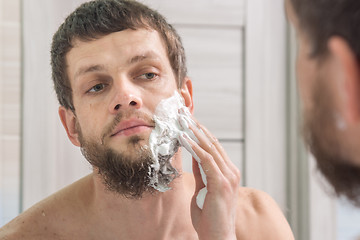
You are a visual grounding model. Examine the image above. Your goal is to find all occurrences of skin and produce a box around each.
[286,0,360,167]
[0,28,294,240]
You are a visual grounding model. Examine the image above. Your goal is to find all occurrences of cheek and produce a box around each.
[76,109,105,139]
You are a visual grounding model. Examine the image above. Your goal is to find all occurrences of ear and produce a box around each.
[328,37,360,124]
[180,77,194,114]
[58,106,81,147]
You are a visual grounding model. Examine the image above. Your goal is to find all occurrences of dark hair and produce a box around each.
[290,0,360,59]
[51,0,187,110]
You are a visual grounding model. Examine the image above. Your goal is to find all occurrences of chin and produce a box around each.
[108,135,149,155]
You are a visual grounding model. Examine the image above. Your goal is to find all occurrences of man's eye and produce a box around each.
[88,83,105,93]
[138,72,158,80]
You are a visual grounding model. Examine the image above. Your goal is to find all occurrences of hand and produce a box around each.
[185,119,241,240]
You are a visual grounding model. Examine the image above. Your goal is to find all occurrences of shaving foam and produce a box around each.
[148,91,208,209]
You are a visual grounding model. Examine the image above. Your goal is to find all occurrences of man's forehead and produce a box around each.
[66,29,168,77]
[70,29,162,52]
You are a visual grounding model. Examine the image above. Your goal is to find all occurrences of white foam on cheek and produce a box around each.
[148,91,208,209]
[148,91,196,191]
[149,92,185,162]
[148,92,197,185]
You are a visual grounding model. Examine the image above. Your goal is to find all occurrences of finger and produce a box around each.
[188,123,230,175]
[184,133,224,187]
[189,119,241,187]
[192,157,205,191]
[191,118,241,179]
[192,158,208,209]
[191,117,233,167]
[179,134,201,163]
[180,133,208,187]
[197,123,229,163]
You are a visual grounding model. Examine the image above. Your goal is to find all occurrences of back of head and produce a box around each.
[51,0,187,111]
[290,0,360,59]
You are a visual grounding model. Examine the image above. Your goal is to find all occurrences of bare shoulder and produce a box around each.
[235,187,294,240]
[0,174,93,240]
[0,201,56,240]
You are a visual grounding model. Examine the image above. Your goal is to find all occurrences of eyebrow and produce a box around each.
[74,51,162,80]
[74,64,107,80]
[128,51,162,65]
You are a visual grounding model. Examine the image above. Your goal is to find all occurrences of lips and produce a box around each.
[110,118,154,137]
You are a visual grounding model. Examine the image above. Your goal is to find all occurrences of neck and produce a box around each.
[87,151,196,239]
[91,169,187,214]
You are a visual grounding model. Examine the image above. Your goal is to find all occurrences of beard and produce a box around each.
[303,77,360,206]
[76,111,179,199]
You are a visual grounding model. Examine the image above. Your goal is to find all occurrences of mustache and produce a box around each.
[101,111,155,144]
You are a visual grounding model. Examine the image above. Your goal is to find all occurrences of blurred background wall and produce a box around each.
[0,0,21,227]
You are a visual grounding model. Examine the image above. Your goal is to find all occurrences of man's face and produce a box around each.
[65,29,180,197]
[286,0,360,204]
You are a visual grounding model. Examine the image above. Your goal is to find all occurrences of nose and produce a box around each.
[109,80,143,114]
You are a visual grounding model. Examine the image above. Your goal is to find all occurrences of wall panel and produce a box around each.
[0,0,21,226]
